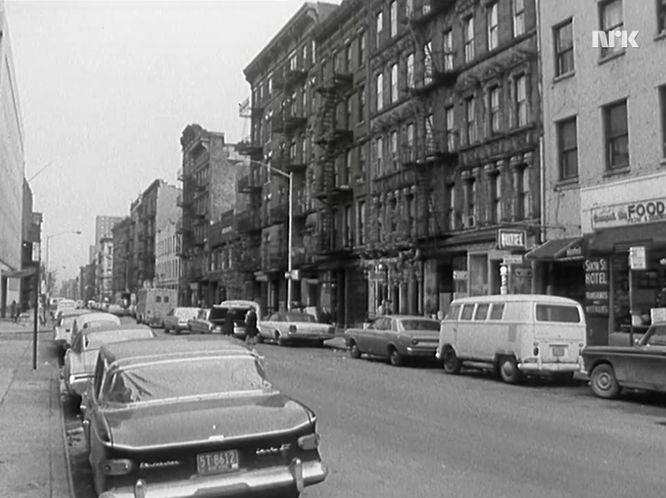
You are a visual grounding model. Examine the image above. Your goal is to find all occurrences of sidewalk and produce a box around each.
[0,318,71,498]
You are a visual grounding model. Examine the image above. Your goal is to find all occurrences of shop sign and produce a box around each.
[453,271,468,280]
[498,229,527,250]
[502,255,524,265]
[584,258,609,316]
[564,244,583,259]
[591,197,666,229]
[629,246,647,270]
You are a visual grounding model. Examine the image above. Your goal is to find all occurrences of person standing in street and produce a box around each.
[222,312,234,336]
[244,307,259,350]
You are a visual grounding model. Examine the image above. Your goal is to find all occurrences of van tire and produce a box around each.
[498,356,522,384]
[590,363,621,399]
[443,348,461,374]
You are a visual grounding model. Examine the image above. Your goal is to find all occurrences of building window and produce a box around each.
[375,136,384,176]
[489,86,501,134]
[289,51,298,70]
[487,2,499,51]
[599,0,624,58]
[345,44,353,72]
[491,173,502,223]
[376,11,383,48]
[358,85,366,122]
[515,75,528,127]
[425,114,434,151]
[376,73,384,111]
[659,0,666,34]
[357,200,366,246]
[445,106,455,152]
[359,31,366,66]
[302,44,308,66]
[516,167,530,219]
[424,41,433,85]
[406,122,415,161]
[344,205,353,247]
[390,63,399,103]
[345,149,352,185]
[346,95,353,128]
[558,117,578,180]
[513,0,525,37]
[464,16,475,62]
[359,144,367,181]
[660,85,666,158]
[604,99,630,169]
[406,52,415,88]
[389,1,398,38]
[466,97,477,144]
[406,0,414,17]
[554,20,574,76]
[390,130,399,169]
[465,179,476,226]
[443,30,453,71]
[447,183,456,229]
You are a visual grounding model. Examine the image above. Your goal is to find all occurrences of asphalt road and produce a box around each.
[64,323,666,498]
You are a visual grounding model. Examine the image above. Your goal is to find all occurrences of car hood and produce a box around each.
[103,392,312,449]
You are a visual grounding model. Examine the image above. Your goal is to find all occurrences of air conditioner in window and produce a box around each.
[463,215,477,228]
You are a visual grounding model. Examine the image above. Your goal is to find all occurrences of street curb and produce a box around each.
[58,375,75,498]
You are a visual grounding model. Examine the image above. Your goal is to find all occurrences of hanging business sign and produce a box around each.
[498,229,527,250]
[629,246,647,270]
[584,258,609,316]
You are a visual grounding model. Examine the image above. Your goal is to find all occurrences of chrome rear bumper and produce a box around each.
[99,458,326,498]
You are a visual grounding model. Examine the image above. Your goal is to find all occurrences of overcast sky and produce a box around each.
[6,0,340,283]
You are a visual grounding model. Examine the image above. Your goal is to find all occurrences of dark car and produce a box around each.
[582,322,666,399]
[81,336,327,497]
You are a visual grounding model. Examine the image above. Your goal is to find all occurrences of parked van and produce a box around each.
[136,288,178,327]
[435,294,586,384]
[216,300,262,339]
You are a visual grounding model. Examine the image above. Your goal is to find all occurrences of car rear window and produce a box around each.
[535,304,580,323]
[105,356,272,404]
[399,319,440,331]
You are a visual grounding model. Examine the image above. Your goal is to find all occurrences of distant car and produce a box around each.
[582,322,666,399]
[259,311,335,347]
[63,324,156,400]
[54,299,77,320]
[70,312,122,349]
[188,308,216,334]
[345,315,441,366]
[81,336,327,497]
[53,309,90,360]
[163,306,201,334]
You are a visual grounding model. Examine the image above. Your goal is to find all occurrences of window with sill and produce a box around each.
[659,0,666,34]
[375,137,384,177]
[464,16,475,62]
[345,44,353,72]
[489,86,501,135]
[390,63,399,104]
[598,0,624,58]
[515,75,528,127]
[513,0,525,37]
[445,107,456,152]
[406,52,415,89]
[376,72,384,111]
[425,114,434,153]
[443,30,454,71]
[466,97,477,144]
[558,117,578,180]
[406,122,415,161]
[390,130,399,170]
[604,99,629,170]
[487,2,499,51]
[491,173,502,223]
[359,144,367,181]
[359,31,366,66]
[376,11,383,49]
[357,200,366,246]
[554,20,574,76]
[390,1,398,38]
[358,85,366,121]
[465,179,477,227]
[515,166,530,219]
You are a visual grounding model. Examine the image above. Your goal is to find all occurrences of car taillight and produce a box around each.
[297,433,320,450]
[102,459,134,475]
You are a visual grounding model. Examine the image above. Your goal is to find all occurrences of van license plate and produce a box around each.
[551,346,565,357]
[197,450,239,475]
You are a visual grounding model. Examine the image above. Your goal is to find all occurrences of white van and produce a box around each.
[435,294,586,384]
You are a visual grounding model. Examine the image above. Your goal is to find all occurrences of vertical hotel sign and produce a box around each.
[584,258,609,316]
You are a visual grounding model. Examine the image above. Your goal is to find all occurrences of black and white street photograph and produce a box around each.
[1,0,666,496]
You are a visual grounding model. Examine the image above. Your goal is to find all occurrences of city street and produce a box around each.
[63,323,666,498]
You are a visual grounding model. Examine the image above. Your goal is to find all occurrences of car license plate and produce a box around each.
[197,450,239,475]
[551,346,566,357]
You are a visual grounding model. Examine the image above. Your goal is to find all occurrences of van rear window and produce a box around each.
[536,304,580,323]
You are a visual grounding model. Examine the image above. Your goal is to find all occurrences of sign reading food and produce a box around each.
[584,258,609,316]
[591,198,666,229]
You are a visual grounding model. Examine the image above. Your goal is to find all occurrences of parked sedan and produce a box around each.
[188,308,216,334]
[345,315,441,366]
[582,322,666,399]
[163,306,201,334]
[81,336,327,498]
[258,311,335,346]
[63,324,156,401]
[53,309,90,361]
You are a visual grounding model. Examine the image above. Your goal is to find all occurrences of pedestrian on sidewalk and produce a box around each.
[11,300,17,323]
[244,307,258,350]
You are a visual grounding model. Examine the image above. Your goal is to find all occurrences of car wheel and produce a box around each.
[498,356,522,384]
[590,363,621,399]
[443,348,461,374]
[349,341,361,359]
[388,347,403,367]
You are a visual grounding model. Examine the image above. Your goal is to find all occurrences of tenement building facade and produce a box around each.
[236,0,542,326]
[533,0,666,344]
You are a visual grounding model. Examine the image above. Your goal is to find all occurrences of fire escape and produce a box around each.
[403,0,459,241]
[313,66,354,255]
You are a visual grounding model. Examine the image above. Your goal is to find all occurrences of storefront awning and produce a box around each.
[589,223,666,253]
[525,237,585,261]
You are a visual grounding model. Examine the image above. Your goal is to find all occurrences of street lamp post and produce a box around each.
[242,159,294,311]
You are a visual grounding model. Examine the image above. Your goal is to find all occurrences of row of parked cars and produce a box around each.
[344,294,666,402]
[54,307,327,497]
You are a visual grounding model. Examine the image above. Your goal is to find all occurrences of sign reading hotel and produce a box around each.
[497,229,527,250]
[591,197,666,230]
[584,258,609,316]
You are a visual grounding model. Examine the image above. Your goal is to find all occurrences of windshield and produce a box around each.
[283,312,315,323]
[399,319,440,331]
[104,356,272,404]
